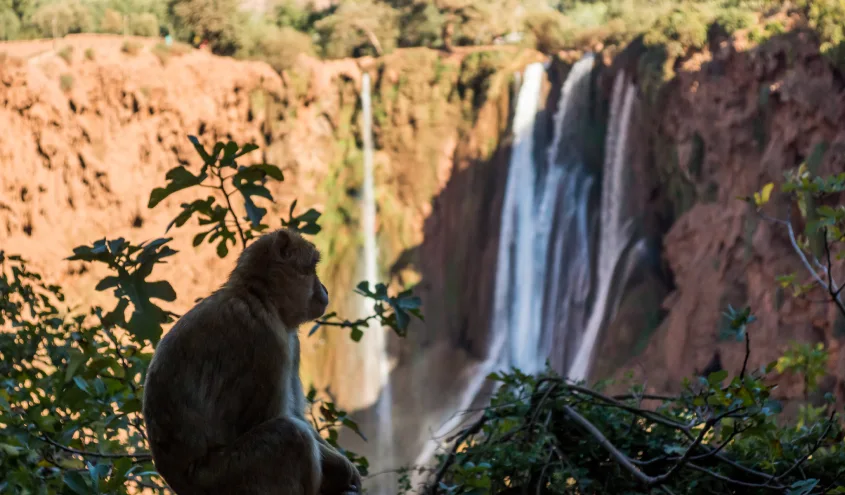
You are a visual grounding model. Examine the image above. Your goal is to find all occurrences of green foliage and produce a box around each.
[273,0,316,32]
[120,40,142,55]
[58,45,73,64]
[30,0,93,38]
[776,342,829,396]
[314,0,400,58]
[421,317,845,493]
[168,0,244,54]
[800,0,845,71]
[413,86,845,494]
[523,9,569,54]
[643,4,711,58]
[713,6,756,34]
[99,7,124,34]
[237,23,315,73]
[84,47,95,60]
[0,6,21,40]
[130,12,159,36]
[394,0,445,48]
[59,72,74,91]
[0,136,422,492]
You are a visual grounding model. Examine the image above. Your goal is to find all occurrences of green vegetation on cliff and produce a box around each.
[4,0,845,83]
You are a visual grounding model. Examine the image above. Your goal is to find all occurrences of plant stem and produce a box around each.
[216,169,247,247]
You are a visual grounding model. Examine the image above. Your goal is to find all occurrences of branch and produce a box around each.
[41,435,152,461]
[561,405,657,485]
[739,329,751,380]
[215,168,247,248]
[769,410,837,485]
[425,413,489,495]
[352,22,383,56]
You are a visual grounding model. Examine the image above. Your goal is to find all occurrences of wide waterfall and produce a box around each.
[412,59,644,490]
[359,73,395,491]
[492,55,598,376]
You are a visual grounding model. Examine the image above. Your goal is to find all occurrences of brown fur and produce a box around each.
[142,228,361,495]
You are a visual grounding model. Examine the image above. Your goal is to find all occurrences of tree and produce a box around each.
[314,0,400,58]
[167,0,244,54]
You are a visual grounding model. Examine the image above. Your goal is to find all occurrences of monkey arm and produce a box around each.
[308,429,362,493]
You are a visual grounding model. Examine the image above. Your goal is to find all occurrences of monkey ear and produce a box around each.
[274,229,292,255]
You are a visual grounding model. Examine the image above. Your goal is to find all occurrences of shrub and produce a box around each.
[131,12,159,37]
[396,0,445,48]
[0,7,20,41]
[643,4,710,58]
[801,0,845,71]
[523,9,569,54]
[239,24,315,73]
[30,0,92,38]
[273,0,314,32]
[151,41,192,64]
[84,47,95,60]
[713,6,756,34]
[59,73,74,91]
[121,40,143,55]
[57,45,73,64]
[151,41,171,64]
[169,0,245,55]
[100,9,124,34]
[314,0,400,58]
[100,7,124,34]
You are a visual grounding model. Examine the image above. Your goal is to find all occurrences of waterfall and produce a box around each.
[410,61,547,479]
[410,60,643,490]
[494,55,596,376]
[567,72,638,382]
[359,73,395,490]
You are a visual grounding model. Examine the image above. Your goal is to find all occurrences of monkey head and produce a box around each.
[229,228,329,328]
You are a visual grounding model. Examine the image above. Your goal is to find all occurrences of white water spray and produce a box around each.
[359,73,395,491]
[410,62,547,482]
[496,55,596,375]
[567,72,638,382]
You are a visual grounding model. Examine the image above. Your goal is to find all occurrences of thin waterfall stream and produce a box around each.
[359,73,395,491]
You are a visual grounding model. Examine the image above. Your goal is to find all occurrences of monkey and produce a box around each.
[142,228,362,495]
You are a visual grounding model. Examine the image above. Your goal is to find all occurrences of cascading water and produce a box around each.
[410,59,644,490]
[567,72,638,382]
[494,55,597,376]
[410,61,548,479]
[359,73,395,491]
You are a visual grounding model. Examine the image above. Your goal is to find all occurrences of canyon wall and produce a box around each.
[593,30,845,412]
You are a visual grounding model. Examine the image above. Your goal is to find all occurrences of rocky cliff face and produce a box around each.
[593,30,845,412]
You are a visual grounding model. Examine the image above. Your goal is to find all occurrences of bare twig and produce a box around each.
[739,329,751,381]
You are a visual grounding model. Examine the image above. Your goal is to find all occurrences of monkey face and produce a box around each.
[230,228,331,328]
[308,276,329,320]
